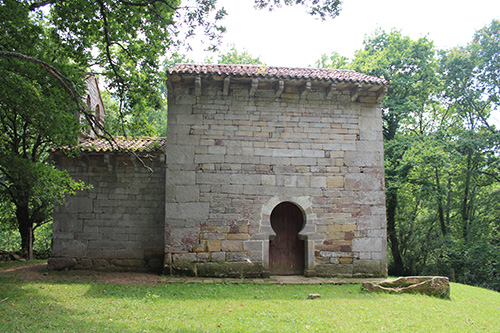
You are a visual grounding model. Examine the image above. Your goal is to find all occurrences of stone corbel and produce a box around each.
[223,76,230,96]
[249,78,259,97]
[275,80,284,98]
[166,79,173,93]
[195,76,202,97]
[325,83,337,100]
[350,84,362,102]
[103,154,114,172]
[130,154,141,172]
[377,86,388,101]
[300,81,311,100]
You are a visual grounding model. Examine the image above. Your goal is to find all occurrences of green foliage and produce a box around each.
[351,24,500,289]
[0,222,52,257]
[427,238,500,291]
[1,0,342,255]
[254,0,342,20]
[215,44,264,65]
[0,0,92,255]
[102,91,167,137]
[314,51,350,69]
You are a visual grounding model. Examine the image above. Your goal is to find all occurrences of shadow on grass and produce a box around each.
[0,275,117,331]
[82,282,371,301]
[0,261,374,302]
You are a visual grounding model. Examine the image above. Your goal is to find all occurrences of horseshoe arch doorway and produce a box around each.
[269,202,305,275]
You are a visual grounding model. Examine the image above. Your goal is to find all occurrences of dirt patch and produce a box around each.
[1,261,388,285]
[0,261,165,285]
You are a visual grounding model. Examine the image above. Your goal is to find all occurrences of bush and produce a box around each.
[0,222,53,259]
[425,238,500,291]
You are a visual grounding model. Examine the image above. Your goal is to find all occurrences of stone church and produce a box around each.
[50,64,389,278]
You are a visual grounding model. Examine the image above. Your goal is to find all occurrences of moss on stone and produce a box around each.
[170,259,197,276]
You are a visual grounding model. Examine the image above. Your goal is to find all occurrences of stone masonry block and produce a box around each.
[357,215,385,230]
[344,151,381,168]
[226,233,249,240]
[211,251,226,262]
[261,175,276,186]
[167,145,195,164]
[166,171,195,185]
[222,240,243,252]
[352,237,383,252]
[165,202,209,220]
[208,146,227,155]
[344,173,383,191]
[207,240,221,252]
[61,197,92,213]
[352,191,385,205]
[327,176,344,188]
[311,177,327,188]
[173,186,200,202]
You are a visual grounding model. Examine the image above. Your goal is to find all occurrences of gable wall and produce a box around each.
[165,78,387,277]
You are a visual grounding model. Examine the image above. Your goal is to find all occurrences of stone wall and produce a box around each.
[165,76,388,277]
[50,152,165,272]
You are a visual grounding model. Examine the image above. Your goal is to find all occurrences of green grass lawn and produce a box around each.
[1,262,499,332]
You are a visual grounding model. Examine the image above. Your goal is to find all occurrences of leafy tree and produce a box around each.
[351,29,439,275]
[103,91,168,137]
[314,51,350,69]
[0,0,342,256]
[215,44,264,65]
[254,0,342,20]
[350,25,500,289]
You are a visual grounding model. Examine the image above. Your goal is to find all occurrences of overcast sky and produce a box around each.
[184,0,500,67]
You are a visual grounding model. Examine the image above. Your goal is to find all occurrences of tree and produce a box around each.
[254,0,342,20]
[0,0,342,256]
[351,29,439,275]
[349,25,500,289]
[201,44,264,65]
[215,44,264,65]
[103,90,168,137]
[314,51,349,69]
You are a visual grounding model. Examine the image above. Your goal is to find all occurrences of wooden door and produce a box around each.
[269,202,305,275]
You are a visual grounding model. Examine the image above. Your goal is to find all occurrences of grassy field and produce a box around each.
[1,261,499,332]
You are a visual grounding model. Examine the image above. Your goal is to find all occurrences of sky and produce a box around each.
[184,0,500,67]
[181,0,500,125]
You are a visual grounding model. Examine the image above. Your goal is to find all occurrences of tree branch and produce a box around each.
[118,0,180,11]
[97,0,127,104]
[478,171,500,182]
[28,0,57,11]
[0,51,77,100]
[0,50,108,143]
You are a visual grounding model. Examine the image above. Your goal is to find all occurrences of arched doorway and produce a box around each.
[269,202,305,275]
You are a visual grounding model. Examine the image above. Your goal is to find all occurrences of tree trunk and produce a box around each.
[16,200,33,257]
[445,175,452,228]
[435,167,447,236]
[461,154,472,240]
[386,190,404,276]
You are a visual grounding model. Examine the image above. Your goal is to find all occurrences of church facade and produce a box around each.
[50,64,389,277]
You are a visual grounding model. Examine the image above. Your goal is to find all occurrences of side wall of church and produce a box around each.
[50,153,165,271]
[165,78,387,277]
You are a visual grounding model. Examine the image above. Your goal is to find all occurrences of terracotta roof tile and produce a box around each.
[56,137,167,153]
[168,64,388,85]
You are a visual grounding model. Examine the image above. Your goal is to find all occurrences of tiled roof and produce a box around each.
[168,64,388,85]
[56,137,167,153]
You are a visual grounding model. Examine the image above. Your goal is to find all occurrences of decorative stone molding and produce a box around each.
[275,80,284,98]
[195,76,202,97]
[249,79,259,97]
[223,76,230,96]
